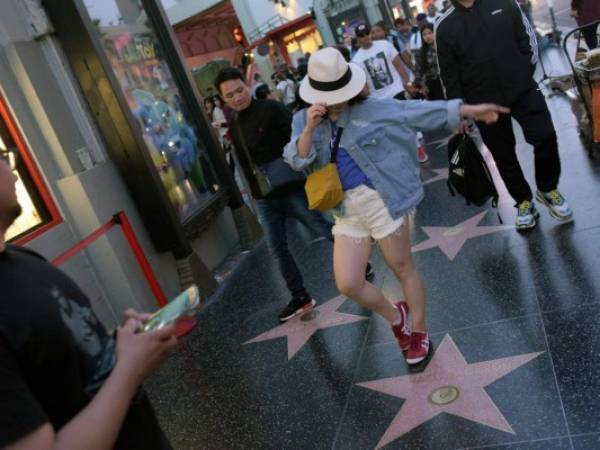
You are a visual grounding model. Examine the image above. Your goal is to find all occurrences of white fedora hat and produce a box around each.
[299,47,366,105]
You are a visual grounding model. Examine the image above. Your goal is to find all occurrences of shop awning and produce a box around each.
[250,14,314,49]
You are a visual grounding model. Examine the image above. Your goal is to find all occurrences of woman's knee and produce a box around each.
[335,274,365,298]
[388,257,415,280]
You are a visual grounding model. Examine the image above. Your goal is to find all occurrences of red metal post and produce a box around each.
[51,218,116,266]
[114,211,168,307]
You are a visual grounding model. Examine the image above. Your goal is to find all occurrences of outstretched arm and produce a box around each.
[399,99,509,132]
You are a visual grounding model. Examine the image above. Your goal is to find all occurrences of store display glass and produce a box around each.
[84,0,220,222]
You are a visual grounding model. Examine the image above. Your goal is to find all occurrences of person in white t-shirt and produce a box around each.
[351,23,415,100]
[352,24,428,162]
[275,73,297,110]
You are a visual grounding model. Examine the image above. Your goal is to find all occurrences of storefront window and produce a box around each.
[84,0,221,222]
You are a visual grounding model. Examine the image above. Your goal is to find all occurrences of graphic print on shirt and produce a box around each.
[363,52,394,90]
[52,287,116,395]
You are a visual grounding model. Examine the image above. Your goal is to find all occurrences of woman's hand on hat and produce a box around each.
[307,103,328,130]
[460,104,510,124]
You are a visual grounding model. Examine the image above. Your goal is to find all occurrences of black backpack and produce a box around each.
[447,133,499,209]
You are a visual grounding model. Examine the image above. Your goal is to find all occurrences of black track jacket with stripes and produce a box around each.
[434,0,538,105]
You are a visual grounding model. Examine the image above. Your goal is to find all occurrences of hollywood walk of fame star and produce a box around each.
[411,211,513,260]
[423,168,449,186]
[244,295,368,360]
[357,334,544,449]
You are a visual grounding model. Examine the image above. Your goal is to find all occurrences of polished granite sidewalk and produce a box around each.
[145,52,600,450]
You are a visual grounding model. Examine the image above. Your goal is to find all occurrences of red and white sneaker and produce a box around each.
[391,301,411,351]
[406,331,430,365]
[417,146,429,163]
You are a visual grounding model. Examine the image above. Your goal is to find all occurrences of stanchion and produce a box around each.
[52,211,197,337]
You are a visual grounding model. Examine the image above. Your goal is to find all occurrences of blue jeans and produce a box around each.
[255,189,333,298]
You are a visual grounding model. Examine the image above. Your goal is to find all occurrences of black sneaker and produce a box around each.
[366,262,375,282]
[279,295,316,322]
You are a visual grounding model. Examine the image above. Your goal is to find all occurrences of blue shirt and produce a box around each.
[331,122,374,191]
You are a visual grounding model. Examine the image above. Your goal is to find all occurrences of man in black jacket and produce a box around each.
[214,68,343,322]
[435,0,573,230]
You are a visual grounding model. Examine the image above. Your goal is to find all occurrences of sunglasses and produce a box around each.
[0,148,18,171]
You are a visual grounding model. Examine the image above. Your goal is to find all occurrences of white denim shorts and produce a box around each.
[332,185,406,241]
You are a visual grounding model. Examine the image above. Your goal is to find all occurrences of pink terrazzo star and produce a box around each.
[357,334,543,449]
[411,211,513,260]
[244,295,368,360]
[423,168,449,186]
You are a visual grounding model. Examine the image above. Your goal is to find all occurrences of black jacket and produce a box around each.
[435,0,538,105]
[229,99,302,199]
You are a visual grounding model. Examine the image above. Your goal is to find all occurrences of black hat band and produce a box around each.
[308,67,352,92]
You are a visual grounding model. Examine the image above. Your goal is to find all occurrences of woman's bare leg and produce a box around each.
[333,236,399,323]
[378,224,427,332]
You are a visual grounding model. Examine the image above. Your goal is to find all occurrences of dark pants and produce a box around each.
[255,189,333,298]
[476,86,561,204]
[581,23,599,49]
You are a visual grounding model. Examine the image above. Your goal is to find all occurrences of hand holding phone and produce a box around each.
[142,285,200,332]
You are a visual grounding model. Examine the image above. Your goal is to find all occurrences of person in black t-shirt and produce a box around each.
[0,155,177,450]
[214,67,343,323]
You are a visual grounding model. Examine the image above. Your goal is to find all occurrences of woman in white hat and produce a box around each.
[284,47,507,364]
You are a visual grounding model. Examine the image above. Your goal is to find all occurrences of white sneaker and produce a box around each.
[516,200,539,231]
[535,190,573,221]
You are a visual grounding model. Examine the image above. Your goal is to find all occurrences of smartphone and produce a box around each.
[142,285,200,332]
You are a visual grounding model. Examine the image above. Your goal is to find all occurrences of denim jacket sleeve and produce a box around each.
[283,109,318,171]
[398,99,463,132]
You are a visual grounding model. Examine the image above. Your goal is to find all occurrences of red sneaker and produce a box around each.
[406,331,430,365]
[391,302,411,351]
[417,146,429,163]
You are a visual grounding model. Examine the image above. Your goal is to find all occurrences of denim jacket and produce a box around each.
[283,97,463,219]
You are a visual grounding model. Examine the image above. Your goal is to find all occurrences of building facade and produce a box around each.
[164,0,323,84]
[312,0,442,46]
[1,0,256,329]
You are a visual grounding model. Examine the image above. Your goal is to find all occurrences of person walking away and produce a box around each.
[275,72,297,111]
[352,24,429,163]
[214,67,337,322]
[0,154,177,450]
[285,48,507,363]
[436,0,573,230]
[571,0,600,49]
[415,23,444,100]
